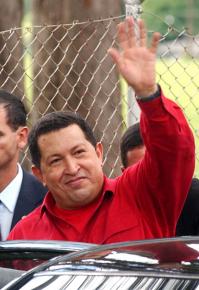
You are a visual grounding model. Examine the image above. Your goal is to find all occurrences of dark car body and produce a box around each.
[2,237,199,289]
[0,240,96,288]
[0,240,96,271]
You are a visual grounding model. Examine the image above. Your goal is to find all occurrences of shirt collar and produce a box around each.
[0,164,23,212]
[41,175,117,214]
[102,175,117,195]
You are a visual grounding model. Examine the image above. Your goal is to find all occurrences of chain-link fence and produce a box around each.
[0,11,198,177]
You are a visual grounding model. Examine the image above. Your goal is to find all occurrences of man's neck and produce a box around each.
[0,163,19,192]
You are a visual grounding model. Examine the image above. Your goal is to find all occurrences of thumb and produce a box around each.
[108,48,121,66]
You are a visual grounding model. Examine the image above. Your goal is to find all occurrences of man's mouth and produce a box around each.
[64,176,86,186]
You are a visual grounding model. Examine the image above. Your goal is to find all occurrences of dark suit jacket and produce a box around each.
[176,178,199,236]
[11,170,47,230]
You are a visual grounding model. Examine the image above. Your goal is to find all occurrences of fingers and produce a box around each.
[138,19,146,47]
[138,20,160,53]
[117,22,129,51]
[150,32,161,54]
[117,17,148,49]
[126,17,136,47]
[110,17,160,57]
[107,48,121,67]
[117,17,137,50]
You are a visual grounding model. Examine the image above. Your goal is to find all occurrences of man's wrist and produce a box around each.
[136,84,161,101]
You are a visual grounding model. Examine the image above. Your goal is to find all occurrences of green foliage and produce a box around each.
[156,58,199,177]
[142,0,199,37]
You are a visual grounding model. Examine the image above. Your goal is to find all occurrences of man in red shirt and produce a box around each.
[8,17,195,243]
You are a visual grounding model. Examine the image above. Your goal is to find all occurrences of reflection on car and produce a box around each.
[2,237,199,289]
[0,240,95,288]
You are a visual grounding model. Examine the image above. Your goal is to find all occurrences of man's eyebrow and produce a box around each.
[46,143,86,158]
[71,143,87,151]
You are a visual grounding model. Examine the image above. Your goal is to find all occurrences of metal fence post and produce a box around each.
[124,0,143,126]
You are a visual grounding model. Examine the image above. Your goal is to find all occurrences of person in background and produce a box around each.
[8,17,194,243]
[0,90,47,241]
[120,122,144,171]
[176,179,199,236]
[120,122,199,236]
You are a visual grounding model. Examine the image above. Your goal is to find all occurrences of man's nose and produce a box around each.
[64,158,79,175]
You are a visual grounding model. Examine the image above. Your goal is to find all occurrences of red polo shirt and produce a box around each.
[8,92,195,243]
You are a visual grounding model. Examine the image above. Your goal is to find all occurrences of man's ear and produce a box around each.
[95,142,103,163]
[121,166,125,173]
[17,126,29,150]
[32,165,45,185]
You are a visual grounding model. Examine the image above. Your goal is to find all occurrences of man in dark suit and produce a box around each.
[176,178,199,236]
[0,90,47,240]
[11,170,47,230]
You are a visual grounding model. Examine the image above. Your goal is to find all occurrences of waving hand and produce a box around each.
[108,17,161,98]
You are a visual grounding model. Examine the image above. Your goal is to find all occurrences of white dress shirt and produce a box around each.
[0,164,23,241]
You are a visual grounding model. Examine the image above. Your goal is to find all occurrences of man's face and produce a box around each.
[126,145,145,167]
[0,105,24,170]
[34,124,104,210]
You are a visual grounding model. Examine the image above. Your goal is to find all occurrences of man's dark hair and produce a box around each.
[0,90,27,130]
[120,122,143,168]
[28,111,97,168]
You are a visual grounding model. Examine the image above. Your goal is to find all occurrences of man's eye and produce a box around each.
[75,149,85,155]
[50,158,61,165]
